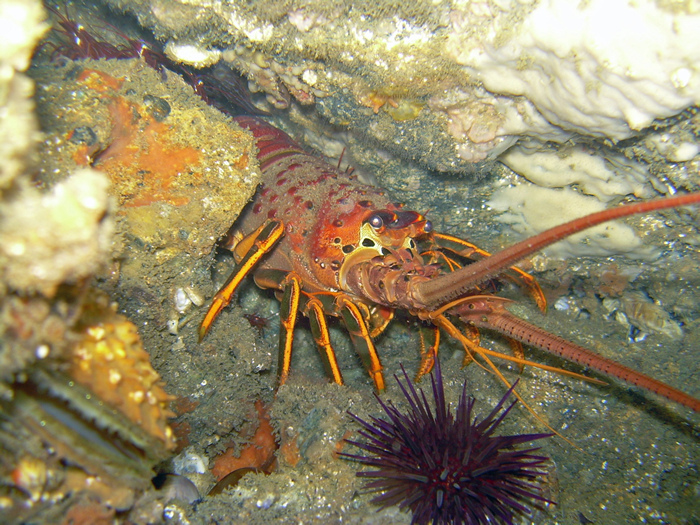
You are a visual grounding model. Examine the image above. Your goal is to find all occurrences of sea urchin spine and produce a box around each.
[341,360,554,525]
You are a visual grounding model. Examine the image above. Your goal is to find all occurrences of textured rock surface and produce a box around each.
[100,0,700,260]
[102,0,700,166]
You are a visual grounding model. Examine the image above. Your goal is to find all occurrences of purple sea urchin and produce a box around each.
[341,360,554,525]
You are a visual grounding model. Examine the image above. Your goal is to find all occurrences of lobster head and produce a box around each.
[306,188,433,293]
[334,206,432,292]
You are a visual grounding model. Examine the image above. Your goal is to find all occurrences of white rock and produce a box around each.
[487,184,659,259]
[165,41,221,68]
[500,144,654,202]
[449,0,700,141]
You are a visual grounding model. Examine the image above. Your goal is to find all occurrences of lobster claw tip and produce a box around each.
[198,298,226,342]
[198,317,212,342]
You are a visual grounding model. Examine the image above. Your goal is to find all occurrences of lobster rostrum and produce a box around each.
[200,116,700,413]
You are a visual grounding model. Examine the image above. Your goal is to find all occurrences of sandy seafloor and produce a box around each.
[20,1,700,523]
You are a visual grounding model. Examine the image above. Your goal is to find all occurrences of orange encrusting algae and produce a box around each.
[73,69,201,208]
[76,68,124,92]
[279,430,301,467]
[211,399,278,481]
[98,97,200,207]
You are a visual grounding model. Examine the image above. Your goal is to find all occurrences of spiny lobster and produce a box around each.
[200,116,700,414]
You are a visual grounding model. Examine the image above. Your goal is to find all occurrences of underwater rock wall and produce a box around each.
[100,0,700,258]
[97,0,700,158]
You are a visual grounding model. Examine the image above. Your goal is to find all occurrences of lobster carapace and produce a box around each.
[200,116,700,413]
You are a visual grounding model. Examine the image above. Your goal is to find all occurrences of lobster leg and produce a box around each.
[255,270,384,389]
[294,290,387,390]
[256,269,338,385]
[277,273,302,385]
[337,296,385,391]
[199,220,285,341]
[415,324,440,381]
[308,293,385,390]
[304,296,344,385]
[366,304,395,339]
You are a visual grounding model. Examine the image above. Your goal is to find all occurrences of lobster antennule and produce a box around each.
[411,192,700,309]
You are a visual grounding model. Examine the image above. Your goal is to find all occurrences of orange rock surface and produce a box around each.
[211,400,278,481]
[72,69,201,207]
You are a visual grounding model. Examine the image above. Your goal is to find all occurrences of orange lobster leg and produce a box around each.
[256,270,344,385]
[415,324,440,382]
[199,220,285,341]
[337,296,385,391]
[277,273,302,385]
[293,290,386,390]
[304,296,344,386]
[256,271,383,389]
[367,304,394,339]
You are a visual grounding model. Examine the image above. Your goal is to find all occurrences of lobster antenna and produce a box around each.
[412,192,700,309]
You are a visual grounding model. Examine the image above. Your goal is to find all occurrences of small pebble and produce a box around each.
[143,94,171,121]
[158,474,201,504]
[69,126,98,146]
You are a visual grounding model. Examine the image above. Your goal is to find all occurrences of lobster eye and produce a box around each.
[424,220,433,233]
[368,214,384,229]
